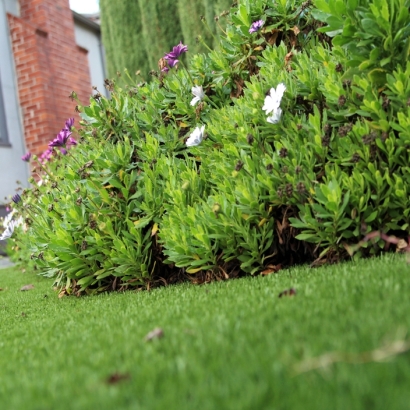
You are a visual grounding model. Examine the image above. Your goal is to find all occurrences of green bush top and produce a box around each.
[4,0,410,295]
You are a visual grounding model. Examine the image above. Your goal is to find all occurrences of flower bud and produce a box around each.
[235,161,244,171]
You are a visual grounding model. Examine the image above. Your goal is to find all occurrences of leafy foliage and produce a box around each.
[100,0,150,79]
[6,0,410,294]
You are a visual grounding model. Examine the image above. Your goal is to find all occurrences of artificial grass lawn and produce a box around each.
[0,254,409,410]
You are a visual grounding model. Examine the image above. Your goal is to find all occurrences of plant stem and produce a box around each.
[178,60,194,86]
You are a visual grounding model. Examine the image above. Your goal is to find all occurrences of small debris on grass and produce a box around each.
[261,264,282,275]
[293,338,410,375]
[58,289,68,298]
[20,284,34,291]
[278,287,297,298]
[145,327,164,341]
[397,239,408,252]
[0,288,3,291]
[106,372,130,385]
[21,312,26,317]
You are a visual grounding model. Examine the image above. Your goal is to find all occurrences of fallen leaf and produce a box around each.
[20,284,34,291]
[118,169,125,182]
[285,51,294,66]
[230,78,244,99]
[288,32,297,48]
[396,239,408,252]
[290,25,300,35]
[145,327,164,341]
[106,372,130,385]
[58,289,67,298]
[266,29,280,45]
[0,288,3,291]
[178,121,189,128]
[186,267,203,274]
[158,57,167,71]
[151,222,159,236]
[278,287,297,298]
[258,218,269,227]
[261,264,282,275]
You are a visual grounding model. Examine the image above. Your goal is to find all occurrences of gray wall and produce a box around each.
[73,18,108,97]
[0,0,29,205]
[0,4,107,209]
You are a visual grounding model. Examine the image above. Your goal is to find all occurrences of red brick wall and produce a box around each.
[7,0,92,155]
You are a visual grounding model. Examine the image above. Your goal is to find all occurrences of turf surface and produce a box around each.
[1,254,409,409]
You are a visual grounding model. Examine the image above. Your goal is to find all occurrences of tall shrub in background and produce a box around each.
[100,0,233,78]
[205,0,233,32]
[100,0,149,79]
[177,0,233,55]
[137,0,184,71]
[177,0,214,55]
[214,0,233,14]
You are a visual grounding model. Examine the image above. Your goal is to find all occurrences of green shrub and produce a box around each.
[100,0,150,79]
[137,0,184,72]
[176,0,232,56]
[6,0,410,294]
[100,0,233,80]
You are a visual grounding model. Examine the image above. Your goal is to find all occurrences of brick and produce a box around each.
[7,0,92,157]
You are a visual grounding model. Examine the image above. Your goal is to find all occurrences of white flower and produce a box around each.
[267,108,283,124]
[186,125,205,147]
[262,83,286,115]
[0,220,18,241]
[190,85,205,106]
[2,209,15,228]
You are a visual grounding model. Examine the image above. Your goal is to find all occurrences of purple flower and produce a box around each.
[49,129,71,148]
[64,117,75,131]
[12,194,21,204]
[165,42,188,59]
[67,137,77,146]
[249,20,264,34]
[21,152,31,162]
[164,42,188,69]
[166,58,179,68]
[40,148,53,162]
[60,148,67,155]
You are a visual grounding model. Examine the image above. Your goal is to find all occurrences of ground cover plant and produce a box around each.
[0,255,409,409]
[2,0,410,295]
